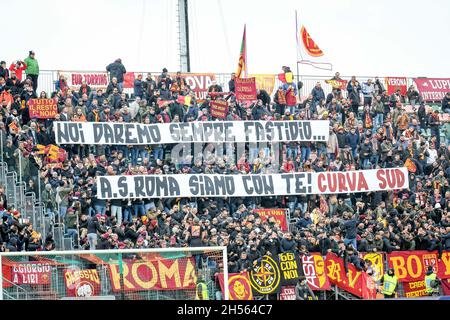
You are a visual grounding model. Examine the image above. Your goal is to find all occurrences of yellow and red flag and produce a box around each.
[296,11,332,71]
[236,25,247,78]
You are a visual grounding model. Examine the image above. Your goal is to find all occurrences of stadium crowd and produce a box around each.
[0,52,449,276]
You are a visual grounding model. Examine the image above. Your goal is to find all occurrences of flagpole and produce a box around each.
[295,11,300,93]
[244,24,248,78]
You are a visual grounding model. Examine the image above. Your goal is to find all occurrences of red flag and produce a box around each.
[236,25,247,78]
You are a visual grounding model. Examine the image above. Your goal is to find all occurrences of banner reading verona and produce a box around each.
[54,120,330,145]
[97,168,409,199]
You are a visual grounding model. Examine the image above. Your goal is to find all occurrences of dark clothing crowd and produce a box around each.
[0,56,449,277]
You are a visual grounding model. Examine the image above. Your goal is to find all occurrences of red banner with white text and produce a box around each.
[413,78,450,101]
[210,100,229,119]
[385,77,407,95]
[235,77,257,101]
[28,98,58,119]
[302,253,331,291]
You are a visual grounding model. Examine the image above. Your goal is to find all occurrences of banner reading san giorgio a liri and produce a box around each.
[96,168,409,199]
[54,120,330,145]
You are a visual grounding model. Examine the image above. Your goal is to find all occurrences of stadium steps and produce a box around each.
[329,285,360,300]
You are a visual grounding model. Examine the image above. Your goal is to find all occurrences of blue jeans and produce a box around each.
[286,146,298,160]
[59,206,68,222]
[370,154,379,167]
[344,238,357,250]
[118,82,124,92]
[287,201,296,215]
[153,147,164,161]
[317,145,327,158]
[94,205,106,216]
[133,204,146,217]
[301,147,311,162]
[374,113,383,130]
[297,202,308,214]
[123,206,133,223]
[65,228,78,243]
[361,158,370,169]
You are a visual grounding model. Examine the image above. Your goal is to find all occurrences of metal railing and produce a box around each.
[0,162,47,244]
[36,70,421,99]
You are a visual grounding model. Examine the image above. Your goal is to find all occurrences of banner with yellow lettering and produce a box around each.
[387,250,450,283]
[402,280,428,298]
[325,253,376,299]
[108,257,197,292]
[278,252,302,286]
[64,269,101,298]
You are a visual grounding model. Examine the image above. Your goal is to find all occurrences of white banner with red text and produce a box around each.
[96,168,409,199]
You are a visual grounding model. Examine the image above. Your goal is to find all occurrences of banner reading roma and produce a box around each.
[235,77,257,101]
[387,250,450,283]
[301,253,331,291]
[64,269,101,298]
[210,100,229,119]
[325,253,376,299]
[385,77,407,95]
[57,71,109,90]
[217,273,253,300]
[253,209,288,232]
[96,168,409,199]
[9,262,52,285]
[28,98,58,119]
[108,257,197,292]
[413,78,450,101]
[54,120,330,145]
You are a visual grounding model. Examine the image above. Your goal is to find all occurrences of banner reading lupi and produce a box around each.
[54,120,330,145]
[235,77,257,101]
[96,168,409,199]
[28,98,58,119]
[413,78,450,101]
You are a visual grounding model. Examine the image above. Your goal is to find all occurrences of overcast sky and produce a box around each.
[2,0,449,77]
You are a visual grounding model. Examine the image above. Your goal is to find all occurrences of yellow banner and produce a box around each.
[249,74,276,96]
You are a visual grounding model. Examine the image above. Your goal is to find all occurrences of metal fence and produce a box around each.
[36,70,419,99]
[0,247,228,300]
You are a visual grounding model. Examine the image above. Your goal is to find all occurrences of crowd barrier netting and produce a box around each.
[0,246,228,300]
